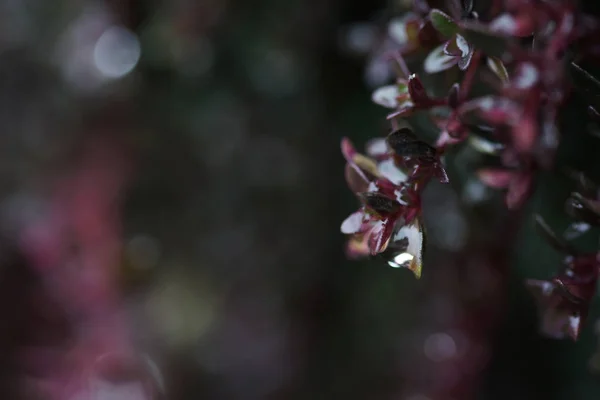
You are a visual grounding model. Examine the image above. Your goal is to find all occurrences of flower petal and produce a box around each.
[341,210,365,234]
[424,44,458,73]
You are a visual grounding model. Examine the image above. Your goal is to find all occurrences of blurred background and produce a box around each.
[0,0,599,399]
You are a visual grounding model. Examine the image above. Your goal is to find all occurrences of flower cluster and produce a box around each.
[341,0,600,339]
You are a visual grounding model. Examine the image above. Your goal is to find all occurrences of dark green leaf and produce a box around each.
[429,9,459,38]
[386,128,436,158]
[360,192,401,215]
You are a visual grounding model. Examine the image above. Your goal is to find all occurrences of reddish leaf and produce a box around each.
[407,74,430,105]
[506,171,532,209]
[367,219,395,255]
[477,168,514,189]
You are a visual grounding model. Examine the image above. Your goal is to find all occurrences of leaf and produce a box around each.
[388,17,409,45]
[360,192,401,215]
[565,192,600,225]
[506,171,532,209]
[386,219,425,279]
[458,47,474,70]
[461,0,474,16]
[341,210,365,234]
[407,74,430,105]
[533,214,577,255]
[424,44,458,73]
[513,62,539,89]
[564,169,598,197]
[344,163,370,193]
[477,168,513,188]
[467,135,504,155]
[372,85,401,109]
[489,13,534,37]
[461,22,509,58]
[386,128,436,158]
[346,232,370,259]
[564,222,591,241]
[447,83,460,108]
[569,62,600,112]
[486,56,509,83]
[429,9,460,38]
[377,158,408,184]
[367,219,395,255]
[365,138,389,158]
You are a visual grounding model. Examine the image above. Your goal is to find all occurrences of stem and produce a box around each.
[460,51,481,102]
[392,51,411,79]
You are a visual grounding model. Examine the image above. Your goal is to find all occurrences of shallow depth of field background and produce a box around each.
[0,0,600,399]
